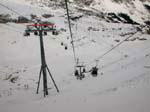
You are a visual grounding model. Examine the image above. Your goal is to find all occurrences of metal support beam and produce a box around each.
[25,23,59,97]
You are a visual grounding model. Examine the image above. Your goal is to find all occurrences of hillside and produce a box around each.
[0,0,150,112]
[12,0,150,24]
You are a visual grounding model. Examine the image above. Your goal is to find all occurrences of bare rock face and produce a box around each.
[75,0,94,6]
[0,14,10,23]
[18,0,150,25]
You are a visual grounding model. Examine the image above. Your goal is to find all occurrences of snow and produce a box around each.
[91,0,128,13]
[90,0,150,24]
[0,0,150,112]
[0,0,51,19]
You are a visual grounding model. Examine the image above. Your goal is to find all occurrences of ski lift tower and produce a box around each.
[24,21,59,97]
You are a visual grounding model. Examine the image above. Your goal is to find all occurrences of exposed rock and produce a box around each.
[16,16,30,23]
[0,14,11,23]
[75,0,94,6]
[145,21,150,26]
[10,76,19,83]
[30,14,37,20]
[42,14,54,18]
[144,4,150,12]
[114,39,120,42]
[118,13,139,25]
[70,15,83,21]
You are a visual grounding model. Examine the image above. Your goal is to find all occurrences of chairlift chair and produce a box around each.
[91,67,98,77]
[65,46,68,50]
[52,30,58,35]
[34,31,38,36]
[44,31,47,35]
[74,70,79,77]
[23,31,30,36]
[83,68,86,73]
[61,42,64,46]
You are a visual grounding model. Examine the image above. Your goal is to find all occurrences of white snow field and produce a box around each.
[0,0,150,112]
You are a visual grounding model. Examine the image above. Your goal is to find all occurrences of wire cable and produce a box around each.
[0,2,22,16]
[64,0,77,66]
[0,2,32,21]
[86,25,146,66]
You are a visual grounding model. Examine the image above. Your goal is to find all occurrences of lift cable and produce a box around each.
[1,1,147,75]
[0,2,23,17]
[99,45,149,71]
[0,2,33,22]
[86,25,146,67]
[1,1,76,66]
[0,2,31,29]
[90,31,125,56]
[64,0,77,66]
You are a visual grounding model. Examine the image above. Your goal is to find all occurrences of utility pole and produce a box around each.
[24,22,59,97]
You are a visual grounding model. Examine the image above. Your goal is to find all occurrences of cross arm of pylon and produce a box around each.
[24,23,57,36]
[26,24,55,31]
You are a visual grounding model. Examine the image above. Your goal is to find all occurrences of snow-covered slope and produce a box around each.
[1,0,150,24]
[0,0,150,112]
[14,0,150,24]
[89,0,150,24]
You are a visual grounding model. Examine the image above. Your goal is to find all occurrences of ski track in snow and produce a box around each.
[94,73,149,96]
